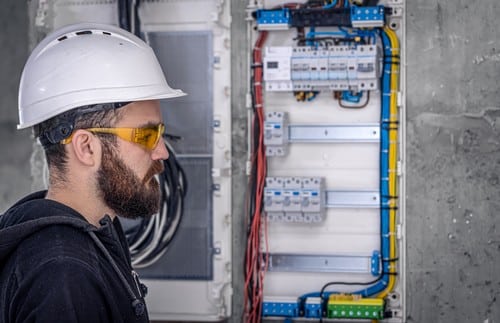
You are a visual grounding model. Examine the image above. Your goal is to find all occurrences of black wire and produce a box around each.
[244,52,269,316]
[126,142,186,265]
[133,0,141,38]
[118,0,131,31]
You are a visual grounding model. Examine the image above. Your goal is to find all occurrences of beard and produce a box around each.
[97,141,164,219]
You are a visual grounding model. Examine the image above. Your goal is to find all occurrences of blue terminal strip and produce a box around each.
[262,299,300,317]
[371,250,381,276]
[257,6,386,29]
[304,297,322,318]
[350,6,385,28]
[256,9,290,30]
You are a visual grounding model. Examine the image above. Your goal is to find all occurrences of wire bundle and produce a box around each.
[126,140,187,268]
[244,31,269,323]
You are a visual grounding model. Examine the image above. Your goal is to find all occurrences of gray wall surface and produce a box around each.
[1,1,499,322]
[406,1,500,322]
[0,0,31,213]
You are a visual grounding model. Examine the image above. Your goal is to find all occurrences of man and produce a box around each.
[0,23,185,322]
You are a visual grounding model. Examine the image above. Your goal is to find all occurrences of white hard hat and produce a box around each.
[18,23,186,129]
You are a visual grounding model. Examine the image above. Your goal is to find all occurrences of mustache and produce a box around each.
[142,160,164,184]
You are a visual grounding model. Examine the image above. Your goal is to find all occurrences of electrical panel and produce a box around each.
[245,0,405,322]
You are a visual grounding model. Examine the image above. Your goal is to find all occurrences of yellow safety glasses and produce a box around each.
[61,123,165,150]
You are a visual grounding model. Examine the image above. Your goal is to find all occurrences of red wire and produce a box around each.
[244,30,268,323]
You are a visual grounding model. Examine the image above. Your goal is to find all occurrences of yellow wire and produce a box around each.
[376,26,400,300]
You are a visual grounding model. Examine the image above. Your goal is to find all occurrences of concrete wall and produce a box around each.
[2,1,500,322]
[406,1,500,322]
[0,0,31,213]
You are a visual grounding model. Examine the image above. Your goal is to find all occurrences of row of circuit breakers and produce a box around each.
[265,176,325,223]
[264,45,379,92]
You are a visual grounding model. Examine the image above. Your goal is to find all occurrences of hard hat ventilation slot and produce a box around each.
[103,32,111,36]
[76,30,92,36]
[57,36,67,42]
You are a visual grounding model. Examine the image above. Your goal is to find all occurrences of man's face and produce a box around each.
[97,140,164,219]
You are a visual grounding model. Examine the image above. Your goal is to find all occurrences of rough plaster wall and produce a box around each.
[0,0,31,213]
[230,1,250,322]
[406,1,500,322]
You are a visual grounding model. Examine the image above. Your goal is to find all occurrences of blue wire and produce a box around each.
[306,27,316,46]
[341,91,362,103]
[323,0,338,9]
[296,29,395,310]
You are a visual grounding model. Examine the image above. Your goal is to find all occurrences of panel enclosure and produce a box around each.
[245,0,406,322]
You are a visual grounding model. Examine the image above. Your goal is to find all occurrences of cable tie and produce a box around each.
[382,126,399,131]
[382,257,399,262]
[382,272,399,276]
[380,206,398,210]
[383,61,400,66]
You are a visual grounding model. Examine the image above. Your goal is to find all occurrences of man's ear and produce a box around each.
[69,130,101,167]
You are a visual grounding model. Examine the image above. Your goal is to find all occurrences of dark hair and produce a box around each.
[34,104,125,182]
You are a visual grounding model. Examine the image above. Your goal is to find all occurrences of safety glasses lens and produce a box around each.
[133,124,164,149]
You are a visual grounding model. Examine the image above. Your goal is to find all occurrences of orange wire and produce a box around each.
[244,31,268,323]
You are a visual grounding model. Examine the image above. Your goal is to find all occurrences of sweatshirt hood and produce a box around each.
[0,191,147,317]
[0,191,95,265]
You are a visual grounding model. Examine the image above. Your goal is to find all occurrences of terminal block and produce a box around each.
[265,45,380,92]
[304,297,322,318]
[264,111,288,157]
[351,6,385,28]
[262,296,300,317]
[327,294,384,320]
[256,8,290,30]
[255,6,386,30]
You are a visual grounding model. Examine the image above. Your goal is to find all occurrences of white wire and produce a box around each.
[131,199,167,265]
[133,194,183,268]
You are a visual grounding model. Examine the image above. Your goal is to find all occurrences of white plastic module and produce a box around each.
[283,177,302,213]
[264,111,289,157]
[265,177,285,214]
[264,176,325,223]
[301,177,325,222]
[263,47,293,91]
[264,44,380,92]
